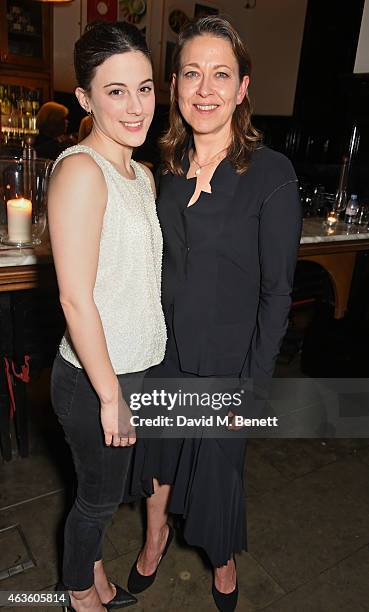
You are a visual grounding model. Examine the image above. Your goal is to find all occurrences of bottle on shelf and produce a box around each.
[30,89,40,133]
[17,87,25,131]
[1,86,12,124]
[0,84,40,145]
[344,194,359,225]
[8,87,20,140]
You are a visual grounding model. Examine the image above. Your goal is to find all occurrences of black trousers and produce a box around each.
[51,352,145,590]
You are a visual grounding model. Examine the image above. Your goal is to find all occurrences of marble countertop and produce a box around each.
[1,218,369,268]
[301,217,369,244]
[0,240,52,268]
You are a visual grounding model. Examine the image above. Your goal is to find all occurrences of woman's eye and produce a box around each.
[184,71,199,78]
[140,86,152,93]
[109,89,124,96]
[215,72,230,79]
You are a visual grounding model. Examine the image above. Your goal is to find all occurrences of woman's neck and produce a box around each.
[192,126,232,163]
[83,127,134,176]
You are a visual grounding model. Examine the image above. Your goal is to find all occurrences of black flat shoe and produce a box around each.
[127,524,174,594]
[212,557,238,612]
[105,583,137,609]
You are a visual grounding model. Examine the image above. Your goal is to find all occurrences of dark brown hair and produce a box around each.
[74,21,152,92]
[160,15,262,175]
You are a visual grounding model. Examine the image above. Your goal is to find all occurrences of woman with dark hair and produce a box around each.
[48,21,166,612]
[127,15,302,611]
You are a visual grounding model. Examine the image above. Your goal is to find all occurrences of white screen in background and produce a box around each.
[354,0,369,73]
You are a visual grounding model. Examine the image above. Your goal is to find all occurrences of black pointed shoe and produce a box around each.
[212,557,238,612]
[105,583,137,609]
[127,524,174,594]
[61,598,108,611]
[57,581,133,611]
[212,580,238,612]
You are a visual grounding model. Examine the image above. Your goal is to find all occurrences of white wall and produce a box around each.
[53,0,308,115]
[53,0,85,92]
[225,0,308,115]
[354,0,369,73]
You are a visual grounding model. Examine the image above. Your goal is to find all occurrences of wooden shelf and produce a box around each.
[8,31,42,39]
[0,0,52,71]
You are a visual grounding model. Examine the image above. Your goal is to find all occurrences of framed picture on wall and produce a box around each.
[87,0,118,23]
[159,0,222,92]
[118,0,153,45]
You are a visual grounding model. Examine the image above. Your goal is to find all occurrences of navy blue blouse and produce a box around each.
[156,146,302,403]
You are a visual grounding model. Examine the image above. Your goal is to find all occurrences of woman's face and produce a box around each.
[77,51,155,148]
[174,35,249,138]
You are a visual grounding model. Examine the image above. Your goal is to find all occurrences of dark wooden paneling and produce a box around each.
[294,0,365,122]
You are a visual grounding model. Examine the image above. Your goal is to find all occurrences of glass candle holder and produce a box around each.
[325,209,338,228]
[0,157,52,247]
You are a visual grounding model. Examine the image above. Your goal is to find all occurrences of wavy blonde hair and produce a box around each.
[160,15,262,175]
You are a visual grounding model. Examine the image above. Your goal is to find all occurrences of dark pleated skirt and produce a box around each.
[124,335,248,568]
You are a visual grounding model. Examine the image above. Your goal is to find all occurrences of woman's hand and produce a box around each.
[100,382,136,447]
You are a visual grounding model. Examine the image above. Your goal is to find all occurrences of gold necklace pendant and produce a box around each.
[192,146,228,177]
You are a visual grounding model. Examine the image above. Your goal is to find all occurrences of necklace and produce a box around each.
[192,147,228,175]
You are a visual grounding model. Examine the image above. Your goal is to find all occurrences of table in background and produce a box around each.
[299,218,369,319]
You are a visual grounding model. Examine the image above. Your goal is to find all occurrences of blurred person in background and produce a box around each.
[78,114,93,142]
[35,101,71,159]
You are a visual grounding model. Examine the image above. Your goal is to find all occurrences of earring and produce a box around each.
[86,109,93,117]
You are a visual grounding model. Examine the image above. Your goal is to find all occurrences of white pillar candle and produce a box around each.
[7,198,32,243]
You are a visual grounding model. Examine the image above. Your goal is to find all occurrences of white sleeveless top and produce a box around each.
[52,145,167,374]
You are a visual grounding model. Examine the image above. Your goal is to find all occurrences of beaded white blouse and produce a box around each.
[52,145,167,374]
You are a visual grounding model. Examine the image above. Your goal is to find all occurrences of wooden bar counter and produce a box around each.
[299,218,369,318]
[0,241,54,292]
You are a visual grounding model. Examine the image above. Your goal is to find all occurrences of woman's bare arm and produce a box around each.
[48,154,134,445]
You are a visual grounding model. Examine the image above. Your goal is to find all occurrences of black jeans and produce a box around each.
[51,352,145,591]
